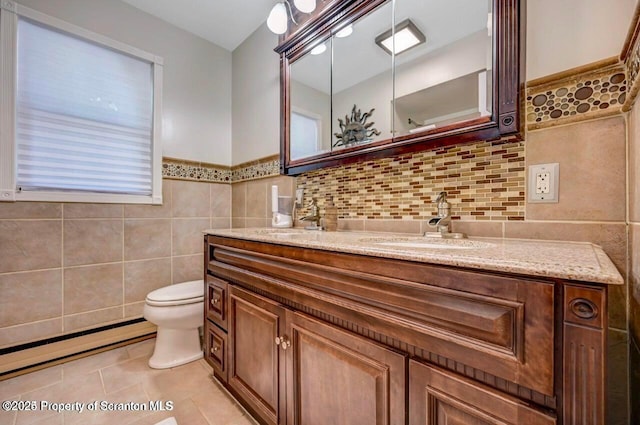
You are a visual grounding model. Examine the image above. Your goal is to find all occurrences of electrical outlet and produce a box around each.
[536,172,550,194]
[528,163,559,203]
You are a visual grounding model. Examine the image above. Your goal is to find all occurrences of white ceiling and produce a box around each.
[121,0,273,51]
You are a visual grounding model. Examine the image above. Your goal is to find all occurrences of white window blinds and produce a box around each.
[16,18,154,195]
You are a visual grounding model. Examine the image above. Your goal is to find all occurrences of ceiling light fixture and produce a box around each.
[375,19,425,55]
[335,24,353,38]
[294,0,316,14]
[267,0,317,35]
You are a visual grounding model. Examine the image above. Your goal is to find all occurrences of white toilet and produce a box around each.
[143,280,204,369]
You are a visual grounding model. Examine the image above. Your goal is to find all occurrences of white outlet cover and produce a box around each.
[528,163,559,203]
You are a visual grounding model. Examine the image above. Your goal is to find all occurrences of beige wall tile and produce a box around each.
[607,329,629,425]
[63,203,123,218]
[631,224,640,343]
[125,180,172,218]
[245,218,269,228]
[365,219,421,234]
[210,183,231,218]
[0,203,61,219]
[630,106,640,223]
[337,219,365,232]
[269,175,296,197]
[210,217,231,229]
[124,258,171,303]
[0,270,62,327]
[124,219,171,261]
[232,218,246,228]
[232,182,246,218]
[64,220,122,267]
[172,255,203,284]
[0,319,62,349]
[172,218,210,256]
[525,117,626,221]
[246,180,267,218]
[0,220,62,273]
[172,180,210,218]
[451,221,504,238]
[64,264,123,314]
[124,302,145,318]
[63,307,123,333]
[504,221,627,329]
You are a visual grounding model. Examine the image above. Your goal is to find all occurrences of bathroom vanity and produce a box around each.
[202,229,622,425]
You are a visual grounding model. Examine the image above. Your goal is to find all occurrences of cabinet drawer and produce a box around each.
[206,275,228,330]
[205,321,227,383]
[409,359,556,425]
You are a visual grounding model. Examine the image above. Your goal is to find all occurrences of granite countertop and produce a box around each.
[204,228,624,285]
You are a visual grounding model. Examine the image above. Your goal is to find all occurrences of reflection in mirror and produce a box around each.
[393,0,493,136]
[290,38,332,161]
[331,2,393,151]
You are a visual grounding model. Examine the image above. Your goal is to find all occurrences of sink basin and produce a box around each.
[363,238,495,250]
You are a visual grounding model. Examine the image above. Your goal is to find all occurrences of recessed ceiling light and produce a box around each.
[310,43,327,55]
[375,19,426,55]
[335,24,353,38]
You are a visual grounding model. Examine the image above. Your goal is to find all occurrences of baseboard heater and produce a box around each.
[0,319,156,379]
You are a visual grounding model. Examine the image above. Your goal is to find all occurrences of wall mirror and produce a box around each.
[278,0,523,175]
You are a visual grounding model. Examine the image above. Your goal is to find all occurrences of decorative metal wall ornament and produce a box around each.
[333,105,381,147]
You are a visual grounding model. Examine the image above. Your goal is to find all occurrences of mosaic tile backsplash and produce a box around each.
[296,139,525,221]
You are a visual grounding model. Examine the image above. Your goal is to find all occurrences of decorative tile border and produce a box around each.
[162,157,231,183]
[231,155,280,182]
[296,139,525,222]
[622,2,640,111]
[162,155,281,183]
[526,59,627,131]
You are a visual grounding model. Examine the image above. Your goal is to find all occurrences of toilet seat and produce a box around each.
[146,280,204,307]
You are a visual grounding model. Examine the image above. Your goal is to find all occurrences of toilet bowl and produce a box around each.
[143,280,204,369]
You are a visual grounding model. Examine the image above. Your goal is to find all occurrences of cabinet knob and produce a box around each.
[275,336,282,346]
[211,298,220,305]
[210,346,219,353]
[569,298,598,320]
[280,337,291,351]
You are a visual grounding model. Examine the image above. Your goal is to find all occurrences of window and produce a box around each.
[0,2,163,204]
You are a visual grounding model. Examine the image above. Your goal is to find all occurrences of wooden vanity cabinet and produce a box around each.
[409,360,556,425]
[205,235,609,425]
[227,285,407,425]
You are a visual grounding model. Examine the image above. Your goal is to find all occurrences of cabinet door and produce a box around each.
[205,321,227,383]
[286,312,406,425]
[206,275,228,330]
[409,360,555,425]
[228,286,286,425]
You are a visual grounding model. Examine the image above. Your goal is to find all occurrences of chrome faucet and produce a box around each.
[426,192,466,239]
[300,198,322,230]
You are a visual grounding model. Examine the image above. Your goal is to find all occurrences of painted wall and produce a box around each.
[15,0,232,165]
[231,24,280,165]
[526,0,636,79]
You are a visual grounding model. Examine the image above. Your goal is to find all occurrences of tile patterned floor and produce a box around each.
[0,339,258,425]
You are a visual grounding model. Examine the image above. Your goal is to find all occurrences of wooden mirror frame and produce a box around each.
[276,0,525,175]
